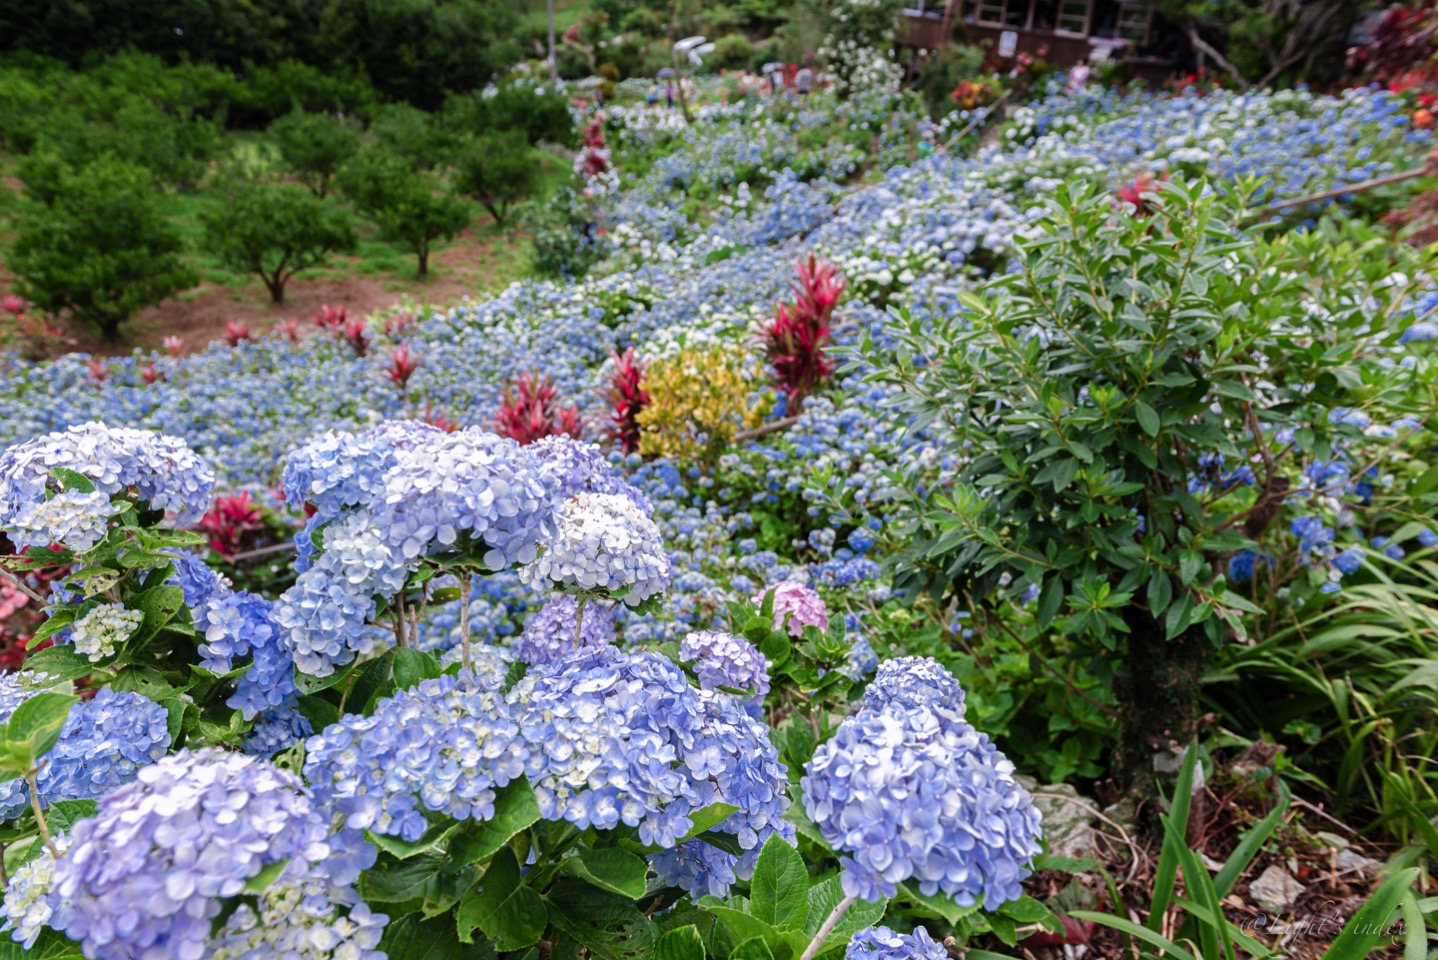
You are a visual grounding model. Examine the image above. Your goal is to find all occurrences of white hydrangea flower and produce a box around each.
[71,603,143,662]
[521,493,671,606]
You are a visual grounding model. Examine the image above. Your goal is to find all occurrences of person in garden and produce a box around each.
[1068,55,1092,91]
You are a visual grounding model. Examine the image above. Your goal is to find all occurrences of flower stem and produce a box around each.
[798,893,857,960]
[27,772,58,859]
[573,596,588,648]
[459,573,473,671]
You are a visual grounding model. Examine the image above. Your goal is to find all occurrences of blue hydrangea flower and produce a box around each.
[5,489,113,553]
[862,656,966,716]
[846,925,949,960]
[680,630,771,698]
[52,749,375,960]
[521,492,672,606]
[0,422,213,529]
[803,662,1041,907]
[243,706,315,758]
[528,435,654,513]
[511,594,616,666]
[304,670,523,842]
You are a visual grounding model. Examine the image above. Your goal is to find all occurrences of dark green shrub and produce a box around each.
[528,187,602,279]
[268,109,362,198]
[444,82,576,148]
[339,149,471,276]
[708,34,756,72]
[233,60,378,127]
[451,131,540,225]
[200,176,356,302]
[367,103,455,172]
[914,45,986,115]
[9,158,196,340]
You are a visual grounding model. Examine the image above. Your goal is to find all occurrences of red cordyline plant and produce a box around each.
[762,254,845,414]
[605,348,648,454]
[383,310,417,337]
[141,361,161,385]
[384,344,420,392]
[494,372,583,445]
[422,404,460,433]
[280,317,301,343]
[163,335,185,357]
[225,320,253,347]
[86,359,108,383]
[339,317,369,357]
[313,303,348,331]
[1116,169,1170,216]
[197,491,264,558]
[0,547,66,670]
[580,117,611,178]
[1,294,63,362]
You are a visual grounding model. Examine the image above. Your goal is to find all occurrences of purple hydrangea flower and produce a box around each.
[846,925,949,960]
[511,594,616,666]
[680,630,771,698]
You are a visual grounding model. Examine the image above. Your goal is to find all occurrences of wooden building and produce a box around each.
[899,0,1169,74]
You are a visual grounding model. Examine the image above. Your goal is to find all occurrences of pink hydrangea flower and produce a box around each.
[756,580,828,637]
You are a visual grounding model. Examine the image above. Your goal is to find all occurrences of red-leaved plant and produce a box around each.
[1116,170,1170,217]
[422,404,460,434]
[280,317,301,343]
[1,294,64,362]
[762,254,844,414]
[605,348,649,454]
[163,335,185,357]
[385,344,420,392]
[495,372,583,444]
[225,320,253,347]
[339,318,369,357]
[313,304,348,332]
[141,361,162,385]
[86,359,108,383]
[198,491,265,559]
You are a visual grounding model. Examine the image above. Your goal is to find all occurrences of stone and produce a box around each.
[1250,865,1305,913]
[1334,849,1381,877]
[1025,782,1100,859]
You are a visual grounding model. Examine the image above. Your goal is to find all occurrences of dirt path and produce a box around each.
[6,223,532,358]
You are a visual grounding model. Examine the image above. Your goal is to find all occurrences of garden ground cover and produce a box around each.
[0,74,1435,959]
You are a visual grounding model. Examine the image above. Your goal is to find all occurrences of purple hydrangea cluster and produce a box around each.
[169,552,295,720]
[520,492,672,606]
[51,749,375,960]
[758,580,829,636]
[846,925,949,960]
[304,669,522,842]
[304,645,790,896]
[0,685,170,822]
[803,657,1041,907]
[511,594,616,666]
[0,423,214,550]
[242,705,315,758]
[528,435,654,513]
[513,647,792,894]
[862,656,967,715]
[680,630,771,698]
[276,424,561,676]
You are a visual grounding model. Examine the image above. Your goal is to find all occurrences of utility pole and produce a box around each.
[547,0,557,82]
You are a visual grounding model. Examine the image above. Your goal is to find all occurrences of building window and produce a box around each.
[1054,0,1091,34]
[1115,1,1154,44]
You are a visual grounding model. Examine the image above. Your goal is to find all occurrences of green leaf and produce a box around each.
[368,821,460,861]
[1318,868,1419,960]
[1135,401,1161,437]
[4,692,79,767]
[360,849,474,916]
[804,876,886,948]
[50,468,96,494]
[558,848,649,900]
[750,835,810,930]
[449,776,541,866]
[655,925,707,960]
[1036,576,1064,628]
[21,644,97,682]
[456,848,547,950]
[243,858,290,894]
[731,938,776,960]
[897,883,982,925]
[1000,896,1052,924]
[0,927,84,958]
[543,878,657,958]
[393,647,442,690]
[1069,911,1199,960]
[381,913,496,960]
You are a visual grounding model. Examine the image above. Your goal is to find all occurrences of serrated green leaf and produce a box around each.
[4,692,79,767]
[655,925,707,960]
[558,848,649,900]
[393,647,442,690]
[456,848,547,950]
[448,776,541,866]
[750,835,809,930]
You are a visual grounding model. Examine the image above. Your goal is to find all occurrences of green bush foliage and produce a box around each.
[267,109,362,198]
[452,130,541,225]
[9,158,196,340]
[339,149,471,276]
[200,176,357,303]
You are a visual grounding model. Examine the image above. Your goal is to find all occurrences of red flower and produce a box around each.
[0,293,27,316]
[494,372,584,445]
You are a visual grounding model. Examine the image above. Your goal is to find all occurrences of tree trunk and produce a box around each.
[417,248,429,277]
[1114,602,1213,793]
[264,275,286,304]
[97,314,123,341]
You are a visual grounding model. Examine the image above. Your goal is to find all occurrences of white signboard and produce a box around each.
[998,31,1018,58]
